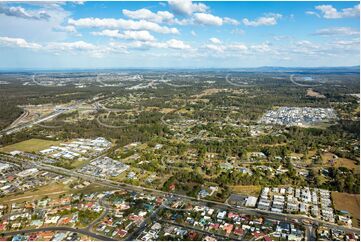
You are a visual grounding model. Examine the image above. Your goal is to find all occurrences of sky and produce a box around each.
[0,1,359,69]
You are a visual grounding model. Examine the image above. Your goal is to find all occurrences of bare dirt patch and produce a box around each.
[332,192,360,228]
[306,88,325,98]
[321,152,359,172]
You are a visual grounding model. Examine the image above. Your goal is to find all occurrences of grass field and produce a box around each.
[76,183,113,194]
[321,152,359,172]
[229,185,262,196]
[332,192,360,228]
[0,183,69,204]
[0,138,61,153]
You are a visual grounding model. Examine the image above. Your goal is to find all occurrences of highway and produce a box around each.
[0,96,100,136]
[0,109,68,136]
[2,154,360,238]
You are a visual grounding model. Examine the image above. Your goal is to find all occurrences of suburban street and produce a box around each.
[2,153,359,239]
[0,226,116,241]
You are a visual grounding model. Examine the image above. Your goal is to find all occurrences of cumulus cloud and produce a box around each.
[168,0,208,16]
[290,38,359,57]
[45,41,96,51]
[165,39,191,49]
[68,18,179,34]
[122,8,174,24]
[0,36,41,49]
[313,4,360,19]
[204,44,225,53]
[204,42,248,53]
[314,27,359,36]
[0,36,109,58]
[126,38,191,50]
[194,13,223,26]
[228,44,248,51]
[0,5,50,20]
[243,13,282,27]
[223,17,239,26]
[92,30,156,42]
[250,42,272,53]
[209,37,221,44]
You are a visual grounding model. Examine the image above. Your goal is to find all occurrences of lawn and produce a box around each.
[0,138,61,153]
[229,185,262,196]
[332,191,360,228]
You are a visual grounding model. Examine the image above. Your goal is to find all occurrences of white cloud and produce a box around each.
[0,36,41,49]
[243,13,282,27]
[0,5,50,20]
[223,17,239,26]
[0,4,72,42]
[204,42,248,54]
[331,39,360,48]
[68,18,179,34]
[122,8,174,24]
[289,38,359,57]
[168,0,208,16]
[45,41,96,51]
[204,44,225,53]
[243,17,276,27]
[209,37,221,44]
[250,42,272,53]
[305,11,320,18]
[190,30,196,36]
[314,27,359,36]
[54,25,77,33]
[228,43,248,51]
[92,30,155,42]
[53,25,80,36]
[125,38,191,50]
[314,4,360,19]
[194,13,223,26]
[165,39,191,49]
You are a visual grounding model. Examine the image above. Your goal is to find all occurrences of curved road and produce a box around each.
[289,74,320,87]
[86,195,110,231]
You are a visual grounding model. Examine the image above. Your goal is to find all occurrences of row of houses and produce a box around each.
[257,187,337,223]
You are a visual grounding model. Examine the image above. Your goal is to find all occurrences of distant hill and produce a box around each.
[230,66,360,73]
[0,66,359,74]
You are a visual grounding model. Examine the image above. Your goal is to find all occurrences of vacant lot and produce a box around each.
[332,192,360,228]
[0,138,61,153]
[230,185,261,196]
[0,183,69,204]
[306,88,325,98]
[321,152,359,172]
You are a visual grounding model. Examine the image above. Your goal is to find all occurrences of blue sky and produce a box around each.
[0,1,359,69]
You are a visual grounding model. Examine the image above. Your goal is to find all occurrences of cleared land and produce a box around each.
[229,185,262,196]
[321,152,359,172]
[0,139,61,153]
[0,183,69,204]
[306,88,325,98]
[0,138,61,153]
[332,192,360,228]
